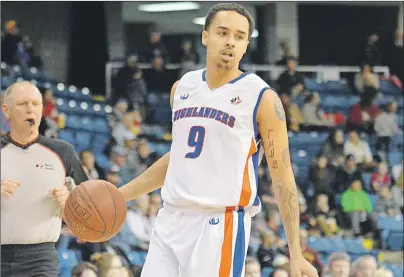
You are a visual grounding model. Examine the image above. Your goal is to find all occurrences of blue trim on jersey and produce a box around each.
[201,69,251,84]
[252,87,269,207]
[233,210,246,277]
[253,87,269,138]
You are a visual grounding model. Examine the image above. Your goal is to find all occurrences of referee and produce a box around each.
[1,81,88,277]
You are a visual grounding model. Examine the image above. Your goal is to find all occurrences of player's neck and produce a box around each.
[9,128,39,146]
[205,64,243,90]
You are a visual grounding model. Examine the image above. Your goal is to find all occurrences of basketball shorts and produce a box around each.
[141,204,252,277]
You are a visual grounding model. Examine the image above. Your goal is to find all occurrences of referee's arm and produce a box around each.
[64,144,89,189]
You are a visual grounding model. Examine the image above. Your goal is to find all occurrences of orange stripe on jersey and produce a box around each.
[219,208,234,277]
[238,138,257,207]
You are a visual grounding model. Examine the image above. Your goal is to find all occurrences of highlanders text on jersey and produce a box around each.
[161,69,271,214]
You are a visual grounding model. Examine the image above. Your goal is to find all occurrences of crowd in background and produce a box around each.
[1,20,403,277]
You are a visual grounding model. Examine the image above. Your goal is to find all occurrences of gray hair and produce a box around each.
[328,252,351,266]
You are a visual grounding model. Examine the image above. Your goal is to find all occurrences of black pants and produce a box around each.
[1,243,59,277]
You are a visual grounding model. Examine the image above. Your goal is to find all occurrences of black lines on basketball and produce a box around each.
[81,183,107,234]
[105,182,117,235]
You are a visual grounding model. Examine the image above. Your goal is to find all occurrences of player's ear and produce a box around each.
[1,104,9,120]
[202,30,208,46]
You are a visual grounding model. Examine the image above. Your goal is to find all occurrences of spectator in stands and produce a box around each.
[320,129,345,167]
[269,268,289,277]
[71,262,99,277]
[0,94,10,135]
[109,146,132,186]
[79,150,105,180]
[374,268,394,277]
[126,195,153,251]
[351,255,377,277]
[143,55,173,94]
[22,35,43,69]
[302,93,334,131]
[276,57,305,97]
[112,55,147,110]
[363,32,382,66]
[308,155,336,204]
[391,160,403,212]
[142,30,169,63]
[354,64,380,100]
[136,138,159,174]
[388,30,404,84]
[276,43,294,66]
[346,94,380,134]
[42,88,59,137]
[257,229,287,269]
[299,199,317,233]
[178,40,200,78]
[333,154,364,193]
[374,102,400,155]
[123,133,141,178]
[90,252,131,277]
[112,112,136,147]
[294,229,322,273]
[106,164,122,187]
[375,186,401,216]
[245,257,261,277]
[1,20,22,65]
[340,180,376,237]
[392,159,403,181]
[264,210,282,237]
[108,99,128,127]
[343,130,377,171]
[324,252,350,277]
[131,265,143,277]
[312,194,339,237]
[279,92,304,132]
[371,162,392,193]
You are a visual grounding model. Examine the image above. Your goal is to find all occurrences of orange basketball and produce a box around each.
[63,180,127,243]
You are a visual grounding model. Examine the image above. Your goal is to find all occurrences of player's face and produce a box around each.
[2,85,43,132]
[202,11,250,70]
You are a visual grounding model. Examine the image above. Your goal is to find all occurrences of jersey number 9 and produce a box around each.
[185,126,206,159]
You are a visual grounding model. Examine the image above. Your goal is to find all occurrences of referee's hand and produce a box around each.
[1,179,20,198]
[49,186,70,218]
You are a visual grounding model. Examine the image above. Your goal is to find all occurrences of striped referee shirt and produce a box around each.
[1,135,88,245]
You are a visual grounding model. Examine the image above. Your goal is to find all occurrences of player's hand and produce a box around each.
[1,179,20,198]
[290,255,319,277]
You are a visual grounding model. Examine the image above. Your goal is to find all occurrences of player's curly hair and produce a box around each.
[204,3,254,39]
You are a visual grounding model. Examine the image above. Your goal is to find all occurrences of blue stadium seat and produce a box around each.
[93,118,110,134]
[75,131,92,150]
[304,78,326,92]
[307,237,332,252]
[128,251,143,265]
[388,152,403,166]
[59,130,75,145]
[78,117,94,132]
[328,237,346,252]
[65,115,80,130]
[377,216,403,231]
[344,238,368,254]
[95,154,111,170]
[362,172,372,191]
[58,250,80,277]
[387,231,404,250]
[262,267,273,277]
[379,80,401,95]
[92,134,110,154]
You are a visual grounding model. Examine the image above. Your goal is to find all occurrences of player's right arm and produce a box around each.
[118,80,179,202]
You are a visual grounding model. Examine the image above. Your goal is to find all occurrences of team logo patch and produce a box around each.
[230,96,242,105]
[209,217,220,225]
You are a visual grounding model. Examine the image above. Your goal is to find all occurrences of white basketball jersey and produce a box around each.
[161,69,270,214]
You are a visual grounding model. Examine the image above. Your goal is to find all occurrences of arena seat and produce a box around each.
[262,267,273,277]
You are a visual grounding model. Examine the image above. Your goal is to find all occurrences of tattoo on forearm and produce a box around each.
[274,98,286,121]
[272,160,278,169]
[281,148,291,168]
[272,180,299,247]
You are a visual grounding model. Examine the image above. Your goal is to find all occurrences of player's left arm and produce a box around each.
[257,89,302,259]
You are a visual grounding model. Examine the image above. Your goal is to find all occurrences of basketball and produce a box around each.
[63,180,127,243]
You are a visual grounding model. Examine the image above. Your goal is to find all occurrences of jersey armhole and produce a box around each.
[252,87,270,141]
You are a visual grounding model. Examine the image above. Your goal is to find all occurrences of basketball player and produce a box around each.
[118,3,319,277]
[1,81,88,277]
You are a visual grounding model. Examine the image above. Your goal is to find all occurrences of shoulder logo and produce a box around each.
[180,94,189,100]
[209,217,220,225]
[231,96,242,105]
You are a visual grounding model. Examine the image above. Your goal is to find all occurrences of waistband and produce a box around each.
[162,202,247,214]
[1,242,56,253]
